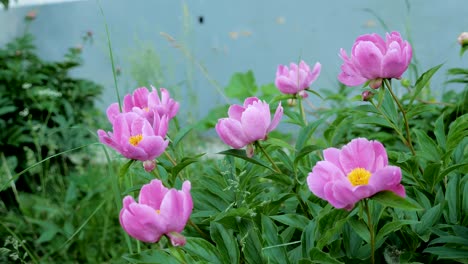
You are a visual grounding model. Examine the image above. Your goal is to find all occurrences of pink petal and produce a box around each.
[241,102,270,142]
[138,136,169,160]
[119,197,166,243]
[307,160,345,199]
[323,147,343,171]
[339,138,376,173]
[106,103,121,123]
[307,62,322,84]
[368,166,402,193]
[160,189,192,233]
[215,118,250,148]
[352,41,384,79]
[243,97,259,108]
[275,75,300,94]
[355,33,386,55]
[228,104,245,121]
[267,102,283,133]
[139,179,169,210]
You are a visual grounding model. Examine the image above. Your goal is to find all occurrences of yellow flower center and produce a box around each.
[155,209,161,214]
[128,134,143,146]
[347,167,372,186]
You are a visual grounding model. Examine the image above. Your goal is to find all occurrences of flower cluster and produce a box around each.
[98,86,178,171]
[98,31,412,249]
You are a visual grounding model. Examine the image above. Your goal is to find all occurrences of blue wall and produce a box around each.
[1,0,467,119]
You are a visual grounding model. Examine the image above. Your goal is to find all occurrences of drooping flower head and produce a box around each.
[338,31,412,89]
[275,60,321,98]
[215,97,283,149]
[120,179,193,246]
[98,111,169,162]
[307,138,405,211]
[107,86,179,124]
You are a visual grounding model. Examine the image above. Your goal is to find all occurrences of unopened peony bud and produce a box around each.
[361,90,374,101]
[25,10,37,21]
[143,160,156,172]
[458,32,468,46]
[287,98,297,107]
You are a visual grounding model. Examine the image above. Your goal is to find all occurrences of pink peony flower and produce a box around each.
[97,112,169,161]
[307,138,405,211]
[215,97,283,149]
[275,60,321,98]
[107,86,179,124]
[338,31,412,89]
[120,179,193,246]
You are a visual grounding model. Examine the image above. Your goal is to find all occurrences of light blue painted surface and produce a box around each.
[1,0,467,120]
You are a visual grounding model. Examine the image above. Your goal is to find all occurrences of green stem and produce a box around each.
[188,219,210,240]
[364,199,375,264]
[255,141,282,174]
[298,96,307,125]
[383,79,416,156]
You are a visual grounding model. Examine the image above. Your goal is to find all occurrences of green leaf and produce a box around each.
[224,71,257,101]
[171,154,204,177]
[217,149,272,171]
[301,221,316,258]
[423,247,468,259]
[172,124,194,147]
[294,145,321,166]
[295,119,324,152]
[123,250,180,264]
[210,222,240,264]
[0,105,16,116]
[446,175,460,224]
[371,191,422,210]
[347,217,370,243]
[414,129,442,162]
[308,248,344,264]
[446,114,468,152]
[270,214,310,231]
[238,219,264,264]
[316,208,350,249]
[261,215,289,264]
[375,220,418,247]
[409,64,443,107]
[183,237,223,264]
[354,116,393,129]
[415,204,443,241]
[434,114,446,149]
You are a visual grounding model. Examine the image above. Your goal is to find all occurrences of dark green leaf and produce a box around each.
[347,217,370,243]
[409,64,443,107]
[423,246,468,259]
[217,149,272,171]
[270,214,310,231]
[123,250,180,264]
[308,248,344,264]
[371,191,422,210]
[295,119,324,152]
[171,154,204,177]
[183,237,223,264]
[261,215,289,264]
[210,222,240,264]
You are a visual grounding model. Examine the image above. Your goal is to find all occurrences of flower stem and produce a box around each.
[383,79,416,156]
[164,151,177,166]
[255,141,282,174]
[298,96,308,125]
[188,219,210,240]
[364,199,375,264]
